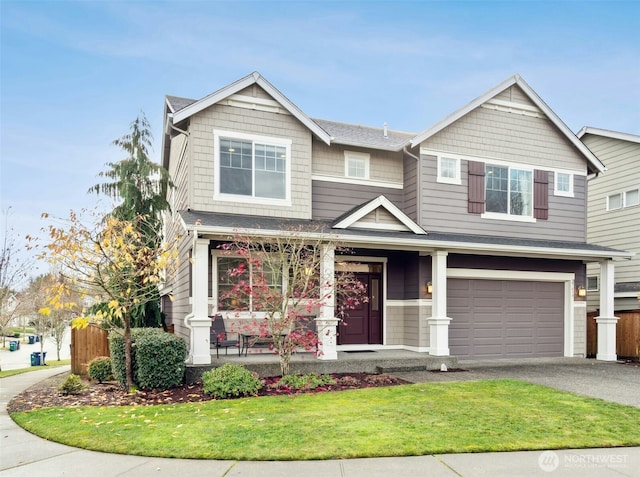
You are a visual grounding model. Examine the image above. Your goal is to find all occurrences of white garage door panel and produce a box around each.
[449,279,564,359]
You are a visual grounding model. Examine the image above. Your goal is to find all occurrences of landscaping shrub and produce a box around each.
[270,373,336,391]
[202,363,263,399]
[337,375,360,387]
[58,374,85,395]
[109,328,187,390]
[87,356,113,383]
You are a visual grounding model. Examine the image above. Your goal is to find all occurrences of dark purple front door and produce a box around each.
[338,272,382,345]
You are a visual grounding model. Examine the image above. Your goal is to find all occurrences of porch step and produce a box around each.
[376,365,430,373]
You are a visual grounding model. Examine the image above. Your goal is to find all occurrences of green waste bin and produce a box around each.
[31,352,39,366]
[9,341,17,351]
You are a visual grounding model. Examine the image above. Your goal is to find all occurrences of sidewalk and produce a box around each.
[1,366,639,476]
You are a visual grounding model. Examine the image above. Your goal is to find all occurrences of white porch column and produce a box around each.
[428,251,451,356]
[188,238,212,365]
[317,244,338,360]
[596,260,619,361]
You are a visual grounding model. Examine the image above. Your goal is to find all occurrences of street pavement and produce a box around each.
[1,358,639,476]
[0,327,71,371]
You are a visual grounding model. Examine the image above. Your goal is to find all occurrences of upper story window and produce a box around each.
[437,156,461,184]
[344,151,370,179]
[214,130,291,205]
[485,165,533,217]
[554,172,574,197]
[608,189,640,210]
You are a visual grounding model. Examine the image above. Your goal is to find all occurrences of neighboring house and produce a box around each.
[161,72,631,366]
[578,127,640,313]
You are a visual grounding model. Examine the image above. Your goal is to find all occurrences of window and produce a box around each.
[625,188,639,207]
[214,130,291,203]
[485,165,533,216]
[607,193,623,210]
[216,256,282,312]
[587,276,599,291]
[437,156,461,184]
[554,172,573,197]
[344,151,370,179]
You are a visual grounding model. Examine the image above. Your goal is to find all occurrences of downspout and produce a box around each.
[403,146,420,161]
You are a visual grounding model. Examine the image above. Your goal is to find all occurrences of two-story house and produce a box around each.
[578,127,640,312]
[161,72,630,367]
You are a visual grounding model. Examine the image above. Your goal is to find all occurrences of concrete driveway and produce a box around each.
[394,357,640,408]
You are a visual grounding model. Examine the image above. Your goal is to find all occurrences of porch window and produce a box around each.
[214,130,291,203]
[587,275,599,291]
[485,165,533,217]
[216,256,283,312]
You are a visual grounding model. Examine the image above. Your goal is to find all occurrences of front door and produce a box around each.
[338,271,382,345]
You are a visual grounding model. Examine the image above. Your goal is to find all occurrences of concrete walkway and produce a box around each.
[1,360,639,476]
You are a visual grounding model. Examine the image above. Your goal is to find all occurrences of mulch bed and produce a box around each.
[7,372,408,414]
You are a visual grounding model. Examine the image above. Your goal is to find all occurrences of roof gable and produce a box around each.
[577,127,640,144]
[410,75,606,174]
[170,72,331,145]
[332,195,426,235]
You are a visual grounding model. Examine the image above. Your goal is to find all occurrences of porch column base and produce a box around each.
[316,318,339,360]
[428,316,451,356]
[595,316,619,362]
[188,315,212,365]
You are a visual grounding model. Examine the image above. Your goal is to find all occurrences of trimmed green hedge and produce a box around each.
[109,328,187,390]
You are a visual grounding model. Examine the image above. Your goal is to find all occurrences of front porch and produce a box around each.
[184,349,458,384]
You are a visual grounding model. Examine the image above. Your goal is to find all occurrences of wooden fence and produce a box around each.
[71,324,110,375]
[587,311,640,359]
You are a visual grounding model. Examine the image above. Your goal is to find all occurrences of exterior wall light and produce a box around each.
[424,282,433,295]
[577,286,587,298]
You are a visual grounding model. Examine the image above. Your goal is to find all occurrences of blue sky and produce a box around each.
[1,0,639,277]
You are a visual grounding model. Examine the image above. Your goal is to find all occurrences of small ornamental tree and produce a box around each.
[29,210,178,391]
[219,225,367,376]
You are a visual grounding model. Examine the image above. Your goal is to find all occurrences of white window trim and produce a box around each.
[624,188,640,207]
[484,164,535,220]
[586,275,599,292]
[436,156,461,185]
[606,192,623,211]
[554,172,574,197]
[344,151,370,180]
[213,129,292,207]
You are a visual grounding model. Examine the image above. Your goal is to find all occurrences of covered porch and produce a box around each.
[184,349,458,384]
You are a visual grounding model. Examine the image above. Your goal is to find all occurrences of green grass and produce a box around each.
[0,359,71,379]
[11,379,640,460]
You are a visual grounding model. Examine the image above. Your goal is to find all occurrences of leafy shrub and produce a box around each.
[109,328,187,390]
[88,356,113,383]
[202,363,263,399]
[364,374,398,386]
[13,332,20,338]
[58,374,85,395]
[270,373,336,391]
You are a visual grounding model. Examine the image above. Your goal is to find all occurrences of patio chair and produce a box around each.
[210,314,240,358]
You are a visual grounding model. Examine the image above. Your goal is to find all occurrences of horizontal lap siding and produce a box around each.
[312,181,404,220]
[403,154,418,221]
[420,156,587,241]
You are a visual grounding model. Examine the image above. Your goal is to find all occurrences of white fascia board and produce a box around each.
[410,74,606,174]
[172,72,331,145]
[577,126,640,144]
[183,222,631,260]
[333,195,426,235]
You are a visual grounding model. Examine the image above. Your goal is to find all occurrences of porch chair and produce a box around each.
[210,314,240,358]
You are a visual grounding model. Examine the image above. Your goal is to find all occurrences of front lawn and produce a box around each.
[11,379,640,460]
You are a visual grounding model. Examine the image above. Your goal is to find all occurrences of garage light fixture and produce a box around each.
[576,286,586,298]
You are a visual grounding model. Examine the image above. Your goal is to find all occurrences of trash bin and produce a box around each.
[41,351,47,365]
[28,335,35,344]
[31,352,40,366]
[35,335,40,343]
[9,341,17,352]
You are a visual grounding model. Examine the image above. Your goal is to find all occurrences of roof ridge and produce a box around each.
[313,117,415,136]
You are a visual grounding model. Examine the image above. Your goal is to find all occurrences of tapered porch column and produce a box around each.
[187,238,212,365]
[596,260,618,361]
[428,251,451,356]
[317,244,338,360]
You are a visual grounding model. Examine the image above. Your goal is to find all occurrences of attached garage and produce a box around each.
[448,278,565,359]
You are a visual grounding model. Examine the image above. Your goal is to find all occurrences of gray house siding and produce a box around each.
[188,90,313,220]
[403,154,418,221]
[418,154,587,241]
[311,181,404,220]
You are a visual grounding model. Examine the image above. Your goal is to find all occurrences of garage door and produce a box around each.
[448,279,564,359]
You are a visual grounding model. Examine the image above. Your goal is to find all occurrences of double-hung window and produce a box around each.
[485,165,533,217]
[214,130,291,203]
[554,172,573,197]
[344,151,370,179]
